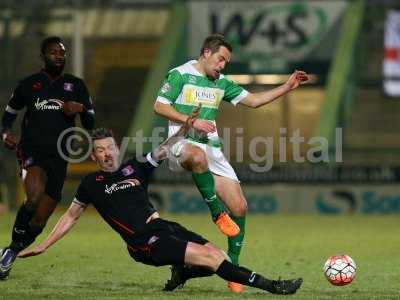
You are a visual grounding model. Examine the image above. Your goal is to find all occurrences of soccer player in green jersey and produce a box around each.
[154,34,308,293]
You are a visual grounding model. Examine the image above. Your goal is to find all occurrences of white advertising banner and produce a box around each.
[383,10,400,98]
[149,184,400,214]
[187,1,347,73]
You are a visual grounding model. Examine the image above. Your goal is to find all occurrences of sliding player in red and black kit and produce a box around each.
[18,115,302,295]
[0,36,95,279]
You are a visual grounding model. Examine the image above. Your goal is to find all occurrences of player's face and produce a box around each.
[91,137,120,172]
[203,46,231,79]
[42,42,66,72]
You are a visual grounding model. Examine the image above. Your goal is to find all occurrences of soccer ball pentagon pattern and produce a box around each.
[323,255,356,286]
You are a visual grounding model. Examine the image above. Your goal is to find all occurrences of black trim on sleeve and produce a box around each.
[146,152,160,167]
[73,198,88,207]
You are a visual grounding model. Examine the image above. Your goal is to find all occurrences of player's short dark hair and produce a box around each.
[200,34,232,56]
[90,128,114,141]
[41,36,64,54]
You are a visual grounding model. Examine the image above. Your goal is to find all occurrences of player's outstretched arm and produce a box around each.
[18,202,85,258]
[239,70,309,108]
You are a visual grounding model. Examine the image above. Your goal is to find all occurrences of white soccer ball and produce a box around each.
[323,255,356,286]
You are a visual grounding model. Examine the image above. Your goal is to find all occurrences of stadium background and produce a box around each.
[0,0,400,299]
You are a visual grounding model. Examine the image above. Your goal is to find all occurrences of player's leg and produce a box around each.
[1,195,57,279]
[214,175,247,266]
[163,224,228,291]
[34,157,66,233]
[184,242,303,295]
[10,166,48,252]
[179,143,225,219]
[176,143,239,237]
[156,220,301,295]
[0,166,47,279]
[1,157,65,280]
[213,168,247,292]
[199,145,247,268]
[12,157,64,254]
[28,193,58,236]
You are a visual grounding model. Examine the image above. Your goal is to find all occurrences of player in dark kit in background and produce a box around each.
[0,36,95,279]
[18,115,303,295]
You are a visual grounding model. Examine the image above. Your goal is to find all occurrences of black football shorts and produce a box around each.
[127,218,209,267]
[17,147,68,201]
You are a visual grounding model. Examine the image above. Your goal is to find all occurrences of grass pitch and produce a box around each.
[0,210,399,300]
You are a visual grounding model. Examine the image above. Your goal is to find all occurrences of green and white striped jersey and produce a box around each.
[156,60,248,146]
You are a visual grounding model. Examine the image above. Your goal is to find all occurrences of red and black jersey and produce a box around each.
[3,70,94,153]
[73,153,160,245]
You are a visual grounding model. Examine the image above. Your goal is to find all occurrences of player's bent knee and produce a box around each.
[25,186,45,203]
[230,198,248,216]
[210,249,226,271]
[25,168,47,199]
[181,146,208,171]
[24,200,39,213]
[238,200,248,215]
[220,250,230,261]
[204,247,225,270]
[190,149,207,168]
[30,216,48,231]
[206,244,230,262]
[186,242,224,270]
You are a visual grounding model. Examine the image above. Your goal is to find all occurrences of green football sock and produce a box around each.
[228,215,246,265]
[192,171,225,219]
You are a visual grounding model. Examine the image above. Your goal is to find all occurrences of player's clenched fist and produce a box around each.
[2,131,17,150]
[62,101,84,117]
[285,70,309,90]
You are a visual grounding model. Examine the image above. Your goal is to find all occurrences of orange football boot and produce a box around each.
[228,281,244,293]
[214,212,240,237]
